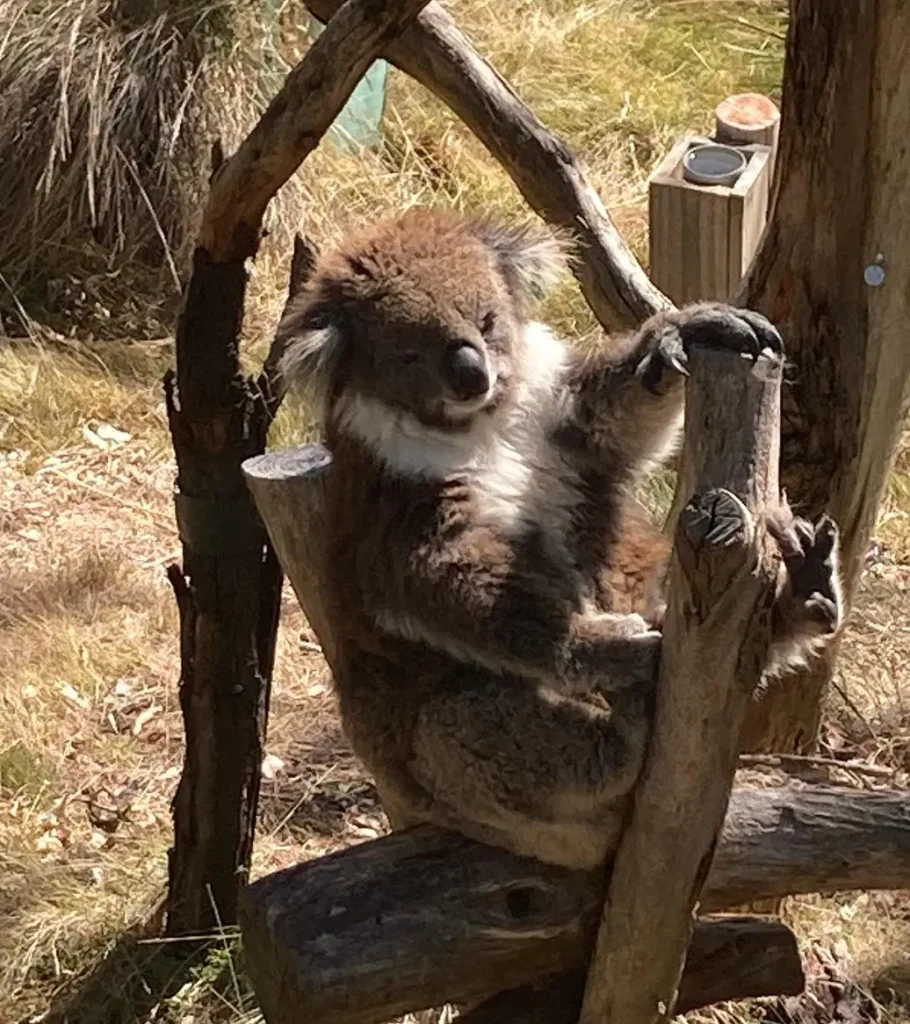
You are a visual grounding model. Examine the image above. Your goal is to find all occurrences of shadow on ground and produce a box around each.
[32,927,254,1024]
[872,957,910,1017]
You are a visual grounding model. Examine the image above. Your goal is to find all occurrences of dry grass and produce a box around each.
[1,0,908,1022]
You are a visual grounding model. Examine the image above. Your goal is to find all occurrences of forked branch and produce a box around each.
[304,0,670,331]
[578,343,784,1024]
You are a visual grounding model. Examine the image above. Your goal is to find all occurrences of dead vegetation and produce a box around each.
[0,0,907,1022]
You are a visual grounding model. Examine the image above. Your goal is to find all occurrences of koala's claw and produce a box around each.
[639,304,784,394]
[804,592,840,634]
[769,509,843,637]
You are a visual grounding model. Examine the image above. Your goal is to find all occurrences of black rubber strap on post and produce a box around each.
[174,493,267,557]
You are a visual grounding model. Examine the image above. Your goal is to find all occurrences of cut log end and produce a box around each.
[243,445,332,484]
[715,93,781,147]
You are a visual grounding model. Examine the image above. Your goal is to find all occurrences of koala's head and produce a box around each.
[278,207,566,429]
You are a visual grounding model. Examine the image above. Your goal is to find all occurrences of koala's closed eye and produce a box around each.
[399,351,422,365]
[480,311,497,336]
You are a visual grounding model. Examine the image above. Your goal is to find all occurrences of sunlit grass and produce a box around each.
[4,1,910,1022]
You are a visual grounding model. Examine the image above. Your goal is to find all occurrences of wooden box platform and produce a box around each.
[648,136,772,305]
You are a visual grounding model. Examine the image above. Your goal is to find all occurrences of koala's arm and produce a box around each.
[562,304,784,472]
[367,526,660,696]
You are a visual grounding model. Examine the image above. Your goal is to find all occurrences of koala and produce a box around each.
[278,207,843,870]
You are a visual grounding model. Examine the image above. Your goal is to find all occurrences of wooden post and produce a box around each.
[578,341,784,1024]
[737,0,910,754]
[164,0,430,937]
[649,137,772,305]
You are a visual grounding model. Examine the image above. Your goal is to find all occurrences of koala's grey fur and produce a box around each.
[279,207,843,869]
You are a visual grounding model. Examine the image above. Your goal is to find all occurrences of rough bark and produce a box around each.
[200,0,432,263]
[164,0,429,936]
[579,345,784,1024]
[237,787,910,1024]
[458,917,802,1024]
[736,0,910,753]
[303,0,670,332]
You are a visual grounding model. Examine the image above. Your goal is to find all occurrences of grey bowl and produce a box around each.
[682,143,747,187]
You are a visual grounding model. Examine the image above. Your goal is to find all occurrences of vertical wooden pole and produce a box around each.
[579,342,784,1024]
[164,0,431,936]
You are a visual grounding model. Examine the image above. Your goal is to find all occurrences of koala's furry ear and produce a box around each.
[276,298,344,403]
[474,218,568,303]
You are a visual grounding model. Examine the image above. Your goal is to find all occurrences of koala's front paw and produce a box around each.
[638,304,784,394]
[768,507,843,637]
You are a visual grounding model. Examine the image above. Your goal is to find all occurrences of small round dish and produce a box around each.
[682,144,747,187]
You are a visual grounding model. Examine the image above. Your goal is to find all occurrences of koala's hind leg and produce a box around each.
[408,678,652,870]
[765,502,843,677]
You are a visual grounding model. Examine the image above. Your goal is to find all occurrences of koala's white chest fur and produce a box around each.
[332,322,583,553]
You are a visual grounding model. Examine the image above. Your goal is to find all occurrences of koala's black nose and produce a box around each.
[443,343,490,400]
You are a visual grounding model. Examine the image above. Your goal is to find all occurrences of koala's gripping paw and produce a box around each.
[638,303,784,394]
[768,508,843,637]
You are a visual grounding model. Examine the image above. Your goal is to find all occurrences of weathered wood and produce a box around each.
[244,447,336,668]
[252,916,801,1024]
[648,138,772,305]
[303,0,669,332]
[164,0,429,936]
[736,0,910,754]
[715,93,780,149]
[458,917,803,1024]
[199,0,430,263]
[238,787,910,1024]
[579,343,784,1024]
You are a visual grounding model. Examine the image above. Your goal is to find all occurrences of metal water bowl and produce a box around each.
[682,144,747,187]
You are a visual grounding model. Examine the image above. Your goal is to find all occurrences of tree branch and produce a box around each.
[578,344,784,1024]
[304,0,671,331]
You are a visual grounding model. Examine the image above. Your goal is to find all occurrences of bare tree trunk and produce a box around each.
[164,0,430,936]
[737,0,910,753]
[579,342,784,1024]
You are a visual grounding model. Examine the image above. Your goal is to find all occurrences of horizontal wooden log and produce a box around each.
[304,0,670,331]
[239,787,910,1024]
[458,917,803,1024]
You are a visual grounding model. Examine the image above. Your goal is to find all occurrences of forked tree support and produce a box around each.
[167,7,910,1023]
[304,0,670,332]
[579,345,784,1024]
[242,375,910,1024]
[165,0,430,936]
